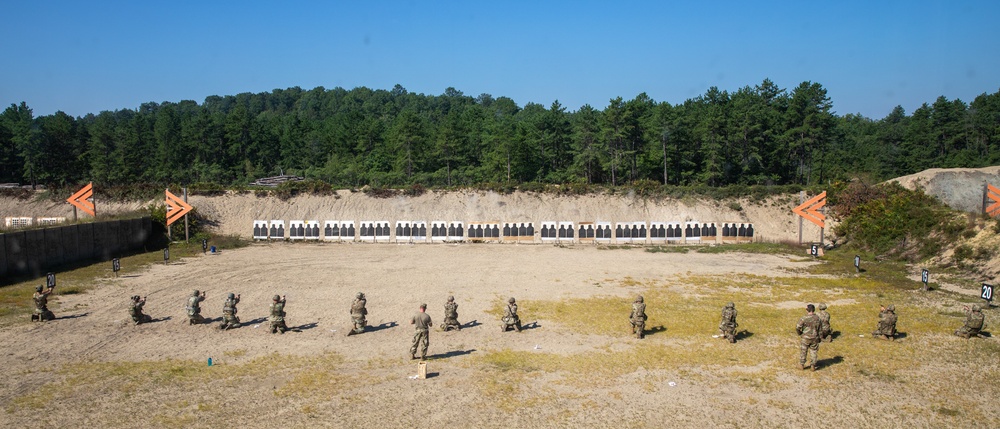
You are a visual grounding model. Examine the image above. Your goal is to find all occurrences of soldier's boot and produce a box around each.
[811,365,817,372]
[421,354,426,361]
[800,363,808,370]
[30,314,39,322]
[411,354,418,360]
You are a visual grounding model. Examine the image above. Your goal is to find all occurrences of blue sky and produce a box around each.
[2,1,998,119]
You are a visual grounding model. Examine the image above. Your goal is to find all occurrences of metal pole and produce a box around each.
[166,187,171,241]
[797,191,804,245]
[183,187,189,242]
[983,182,989,216]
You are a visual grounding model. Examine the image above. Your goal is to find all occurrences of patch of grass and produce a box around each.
[223,349,248,358]
[645,246,690,254]
[695,242,798,255]
[597,245,637,251]
[9,352,348,416]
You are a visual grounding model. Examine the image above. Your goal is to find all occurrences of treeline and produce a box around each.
[1,79,999,189]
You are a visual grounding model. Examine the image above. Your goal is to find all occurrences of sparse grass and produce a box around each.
[645,245,690,254]
[8,352,348,418]
[695,242,798,255]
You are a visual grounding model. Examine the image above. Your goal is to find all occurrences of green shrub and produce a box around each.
[832,182,974,260]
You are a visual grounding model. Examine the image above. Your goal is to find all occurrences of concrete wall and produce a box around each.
[0,217,154,279]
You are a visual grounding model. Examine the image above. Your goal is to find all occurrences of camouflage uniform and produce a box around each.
[220,293,240,330]
[796,305,822,370]
[630,296,647,339]
[501,297,521,332]
[186,290,206,325]
[348,292,367,335]
[719,302,738,343]
[269,295,287,334]
[817,303,832,342]
[31,285,55,322]
[410,305,432,360]
[872,305,897,340]
[954,305,985,338]
[441,296,461,331]
[129,296,152,325]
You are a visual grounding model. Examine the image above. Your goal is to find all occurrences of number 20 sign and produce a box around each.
[982,284,994,302]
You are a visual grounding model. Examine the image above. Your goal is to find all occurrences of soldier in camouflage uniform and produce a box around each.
[719,302,738,343]
[954,304,985,338]
[269,294,287,334]
[441,296,461,331]
[630,295,647,339]
[219,293,241,330]
[817,303,832,342]
[186,290,207,325]
[348,292,367,336]
[501,297,521,332]
[796,304,822,371]
[410,303,432,360]
[31,285,55,322]
[129,295,152,325]
[872,304,897,340]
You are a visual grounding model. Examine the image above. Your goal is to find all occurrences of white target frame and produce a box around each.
[649,222,667,243]
[577,222,596,243]
[304,220,320,240]
[684,222,703,243]
[269,220,286,240]
[430,221,448,243]
[447,221,465,242]
[253,220,269,240]
[288,220,306,240]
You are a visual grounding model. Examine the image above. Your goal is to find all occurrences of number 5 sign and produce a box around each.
[983,284,994,301]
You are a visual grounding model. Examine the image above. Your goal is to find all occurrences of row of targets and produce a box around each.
[467,223,501,241]
[288,221,321,240]
[253,220,753,243]
[720,222,755,242]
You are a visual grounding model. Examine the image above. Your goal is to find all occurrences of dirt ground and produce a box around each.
[2,243,998,428]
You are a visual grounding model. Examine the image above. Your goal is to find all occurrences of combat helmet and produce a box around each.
[818,303,827,310]
[356,292,365,299]
[886,304,895,312]
[192,289,200,296]
[508,297,516,304]
[972,304,981,312]
[36,285,43,292]
[273,294,280,301]
[726,301,734,308]
[228,293,235,299]
[448,296,455,302]
[635,295,644,303]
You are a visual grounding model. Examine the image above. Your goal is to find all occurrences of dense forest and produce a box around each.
[1,79,999,190]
